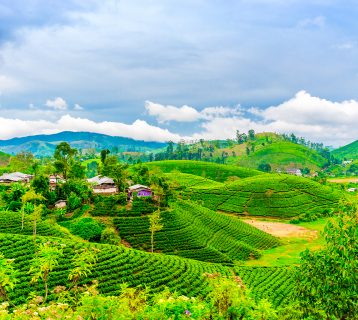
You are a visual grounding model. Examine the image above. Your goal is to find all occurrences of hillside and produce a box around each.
[237,141,328,170]
[0,232,293,308]
[332,139,358,160]
[185,174,342,219]
[0,150,11,167]
[0,131,166,156]
[113,200,281,264]
[146,160,263,182]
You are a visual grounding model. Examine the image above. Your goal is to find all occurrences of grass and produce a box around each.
[243,218,328,267]
[332,139,358,160]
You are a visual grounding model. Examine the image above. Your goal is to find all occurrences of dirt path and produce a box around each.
[328,178,358,183]
[243,219,318,238]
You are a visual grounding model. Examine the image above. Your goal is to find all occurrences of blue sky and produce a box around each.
[0,0,357,146]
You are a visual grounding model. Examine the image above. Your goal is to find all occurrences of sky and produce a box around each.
[0,0,357,147]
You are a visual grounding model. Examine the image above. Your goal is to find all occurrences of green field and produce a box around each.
[186,174,342,218]
[237,141,328,170]
[332,139,358,160]
[146,160,263,182]
[113,200,281,264]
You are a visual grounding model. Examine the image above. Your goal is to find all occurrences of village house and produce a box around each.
[128,184,152,200]
[55,200,67,208]
[343,160,353,166]
[0,172,33,184]
[49,174,65,190]
[347,188,357,193]
[87,175,118,194]
[285,168,302,176]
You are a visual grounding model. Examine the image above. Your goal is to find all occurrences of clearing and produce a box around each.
[328,177,358,183]
[243,219,317,238]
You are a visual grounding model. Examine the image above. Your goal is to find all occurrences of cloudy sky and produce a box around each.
[0,0,357,146]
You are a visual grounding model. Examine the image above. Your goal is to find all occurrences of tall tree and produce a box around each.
[53,142,77,179]
[149,210,163,253]
[100,149,110,164]
[101,156,128,192]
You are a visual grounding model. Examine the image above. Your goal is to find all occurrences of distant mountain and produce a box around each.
[332,140,358,160]
[0,131,166,157]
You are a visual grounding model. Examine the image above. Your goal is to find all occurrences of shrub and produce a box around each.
[61,218,103,242]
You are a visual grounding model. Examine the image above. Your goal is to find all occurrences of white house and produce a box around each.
[285,168,302,176]
[0,172,33,184]
[347,188,357,193]
[55,200,67,208]
[87,175,118,194]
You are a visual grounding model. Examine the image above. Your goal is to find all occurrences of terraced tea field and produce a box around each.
[114,200,280,264]
[187,174,342,218]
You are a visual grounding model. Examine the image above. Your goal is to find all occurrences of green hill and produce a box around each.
[113,200,280,264]
[146,160,263,182]
[165,172,224,189]
[186,174,342,219]
[332,139,358,160]
[237,141,328,170]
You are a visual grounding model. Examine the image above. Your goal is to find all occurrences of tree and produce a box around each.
[245,147,250,155]
[100,149,110,164]
[149,210,163,253]
[29,242,64,302]
[294,202,358,319]
[101,156,128,192]
[248,129,255,140]
[21,189,45,242]
[68,161,86,179]
[258,163,271,172]
[53,142,77,179]
[0,253,18,303]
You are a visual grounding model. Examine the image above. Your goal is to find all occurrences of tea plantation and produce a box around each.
[114,200,280,264]
[186,174,342,218]
[0,232,294,308]
[146,160,263,181]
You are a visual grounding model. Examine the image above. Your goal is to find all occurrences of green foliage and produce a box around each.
[0,253,18,302]
[53,142,77,179]
[114,200,280,264]
[29,241,64,301]
[68,161,86,179]
[258,162,272,172]
[60,218,104,241]
[149,210,163,253]
[101,156,128,191]
[101,227,121,245]
[293,203,358,319]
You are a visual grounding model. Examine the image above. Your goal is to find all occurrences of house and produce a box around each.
[49,174,64,190]
[87,175,118,194]
[343,160,353,166]
[55,200,67,208]
[347,188,357,193]
[285,168,302,176]
[128,184,152,199]
[0,172,33,184]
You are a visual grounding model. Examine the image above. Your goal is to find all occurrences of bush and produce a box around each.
[61,218,103,241]
[101,227,121,245]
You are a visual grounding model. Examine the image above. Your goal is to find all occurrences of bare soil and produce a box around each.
[243,219,318,238]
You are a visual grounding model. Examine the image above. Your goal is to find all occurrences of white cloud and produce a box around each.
[0,114,186,142]
[45,97,68,110]
[145,101,242,123]
[74,103,83,110]
[298,16,326,28]
[145,101,201,123]
[193,91,358,147]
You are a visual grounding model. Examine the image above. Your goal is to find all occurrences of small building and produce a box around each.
[343,160,353,166]
[49,174,64,190]
[347,188,357,193]
[128,184,152,199]
[0,172,33,184]
[285,168,302,176]
[87,176,118,194]
[55,200,67,208]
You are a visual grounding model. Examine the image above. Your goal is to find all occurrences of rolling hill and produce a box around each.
[184,174,342,219]
[146,160,263,182]
[0,131,166,156]
[332,139,358,160]
[237,141,328,170]
[113,200,281,264]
